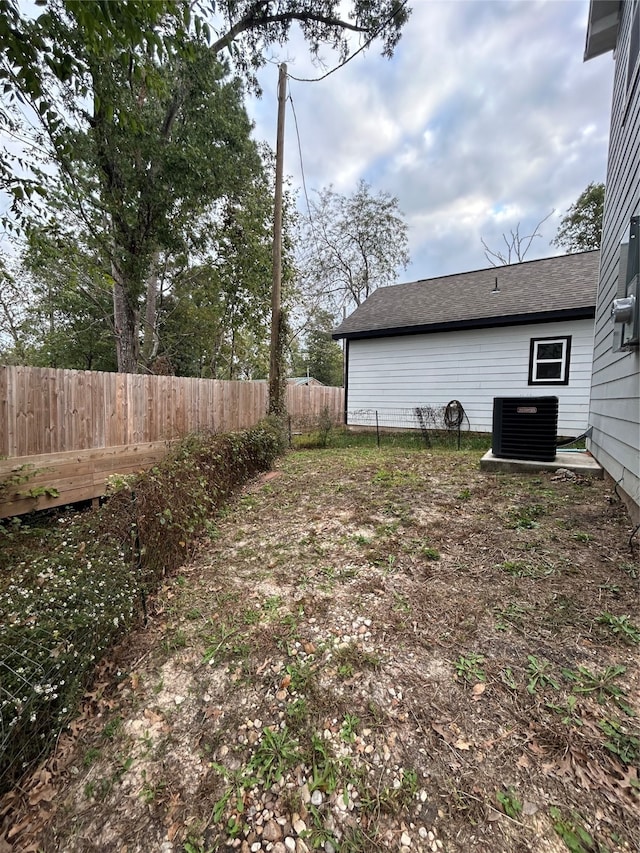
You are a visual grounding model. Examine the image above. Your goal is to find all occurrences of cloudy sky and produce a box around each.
[247,0,614,282]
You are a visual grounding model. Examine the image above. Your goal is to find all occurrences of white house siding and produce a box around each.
[346,319,595,434]
[588,0,640,518]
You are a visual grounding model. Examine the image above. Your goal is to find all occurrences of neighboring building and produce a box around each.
[287,376,325,387]
[332,251,600,435]
[585,0,640,521]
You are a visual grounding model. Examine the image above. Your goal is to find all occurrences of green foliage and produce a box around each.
[455,653,486,683]
[248,726,301,787]
[595,612,640,645]
[526,655,560,693]
[0,464,39,500]
[496,786,522,819]
[377,768,418,814]
[292,407,342,449]
[0,535,136,793]
[508,503,545,529]
[598,718,640,764]
[307,732,339,793]
[0,419,285,794]
[549,806,609,853]
[291,325,344,388]
[553,182,605,253]
[562,665,628,705]
[421,546,441,561]
[2,1,409,372]
[99,418,286,585]
[340,713,359,743]
[12,227,117,371]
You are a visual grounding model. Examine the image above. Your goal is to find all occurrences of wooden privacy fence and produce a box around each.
[0,366,344,517]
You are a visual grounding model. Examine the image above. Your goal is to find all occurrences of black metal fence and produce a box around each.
[347,402,470,448]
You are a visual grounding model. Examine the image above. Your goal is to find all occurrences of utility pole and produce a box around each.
[268,63,287,416]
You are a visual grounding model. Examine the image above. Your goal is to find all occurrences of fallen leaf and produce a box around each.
[522,800,540,816]
[471,683,486,700]
[453,738,472,751]
[619,766,639,790]
[144,708,165,724]
[431,721,454,744]
[28,785,55,806]
[516,754,531,769]
[280,673,291,689]
[527,739,547,756]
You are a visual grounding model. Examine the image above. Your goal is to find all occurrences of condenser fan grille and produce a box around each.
[492,396,559,462]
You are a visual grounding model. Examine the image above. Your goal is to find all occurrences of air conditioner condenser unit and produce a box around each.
[492,396,559,462]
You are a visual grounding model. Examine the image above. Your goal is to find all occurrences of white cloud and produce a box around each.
[248,0,614,279]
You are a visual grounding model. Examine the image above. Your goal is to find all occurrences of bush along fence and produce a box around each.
[0,366,343,517]
[0,418,287,796]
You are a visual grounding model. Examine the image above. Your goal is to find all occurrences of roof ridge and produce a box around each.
[385,248,601,292]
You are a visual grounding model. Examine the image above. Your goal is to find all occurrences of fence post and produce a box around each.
[375,411,380,448]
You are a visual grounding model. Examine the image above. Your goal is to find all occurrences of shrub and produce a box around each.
[100,417,286,587]
[0,418,286,794]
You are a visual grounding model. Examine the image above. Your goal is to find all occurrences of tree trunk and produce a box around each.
[112,263,139,374]
[140,250,161,370]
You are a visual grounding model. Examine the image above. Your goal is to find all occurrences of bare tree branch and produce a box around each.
[482,210,554,266]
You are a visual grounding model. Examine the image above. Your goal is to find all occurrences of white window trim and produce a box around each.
[529,336,571,385]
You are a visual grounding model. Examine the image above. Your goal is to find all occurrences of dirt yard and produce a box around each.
[4,443,639,853]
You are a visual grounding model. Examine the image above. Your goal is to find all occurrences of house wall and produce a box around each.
[346,318,595,434]
[588,0,640,519]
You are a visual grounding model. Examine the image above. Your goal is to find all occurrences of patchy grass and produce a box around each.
[2,442,639,853]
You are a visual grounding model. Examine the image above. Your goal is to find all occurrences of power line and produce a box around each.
[287,89,315,237]
[287,0,409,84]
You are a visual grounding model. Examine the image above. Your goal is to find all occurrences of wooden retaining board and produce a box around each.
[0,442,172,519]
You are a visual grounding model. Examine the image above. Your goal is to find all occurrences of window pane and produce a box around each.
[536,362,562,380]
[537,342,563,360]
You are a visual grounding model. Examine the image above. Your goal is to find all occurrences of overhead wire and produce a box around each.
[286,0,409,84]
[287,87,316,245]
[283,1,410,320]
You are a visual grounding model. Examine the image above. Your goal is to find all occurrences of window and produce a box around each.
[528,336,571,385]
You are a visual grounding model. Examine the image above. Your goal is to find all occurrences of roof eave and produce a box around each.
[332,306,596,341]
[584,0,621,60]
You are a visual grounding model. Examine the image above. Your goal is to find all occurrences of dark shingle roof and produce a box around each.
[333,250,600,340]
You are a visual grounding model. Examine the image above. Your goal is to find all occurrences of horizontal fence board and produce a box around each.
[0,442,171,519]
[0,367,344,517]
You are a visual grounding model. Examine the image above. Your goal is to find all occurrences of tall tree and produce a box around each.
[298,180,410,319]
[19,226,117,371]
[15,28,266,373]
[552,182,605,253]
[156,169,277,379]
[1,0,410,373]
[0,0,179,219]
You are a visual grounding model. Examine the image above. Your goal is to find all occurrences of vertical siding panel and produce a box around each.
[0,366,8,457]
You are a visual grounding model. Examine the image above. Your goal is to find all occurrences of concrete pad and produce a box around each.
[480,449,603,478]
